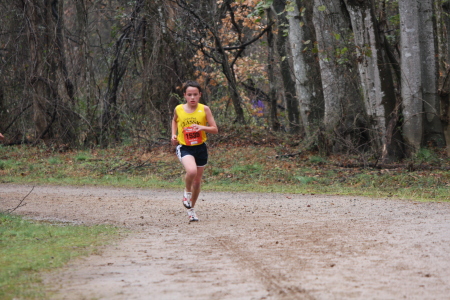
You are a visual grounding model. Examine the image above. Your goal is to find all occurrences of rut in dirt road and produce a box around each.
[1,184,450,300]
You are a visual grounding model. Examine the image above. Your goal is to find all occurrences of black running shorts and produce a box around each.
[176,143,208,167]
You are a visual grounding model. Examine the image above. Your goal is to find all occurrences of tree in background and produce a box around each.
[418,0,445,149]
[441,0,450,155]
[399,0,424,155]
[286,0,324,137]
[313,0,366,155]
[266,6,282,131]
[399,0,445,156]
[23,0,76,143]
[0,0,449,161]
[173,0,274,124]
[273,0,301,134]
[138,1,196,141]
[343,0,403,162]
[0,1,30,141]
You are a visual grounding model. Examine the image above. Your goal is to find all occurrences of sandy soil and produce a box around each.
[1,184,450,300]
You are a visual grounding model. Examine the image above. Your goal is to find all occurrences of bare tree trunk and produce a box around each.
[215,48,246,124]
[273,0,300,134]
[313,0,364,153]
[0,84,11,140]
[221,62,246,124]
[73,0,98,144]
[140,1,195,140]
[54,0,77,143]
[100,0,145,146]
[24,0,74,144]
[419,0,445,147]
[267,7,281,131]
[442,1,450,154]
[435,0,447,76]
[343,0,402,162]
[288,0,324,136]
[25,1,49,141]
[444,0,450,68]
[0,84,4,132]
[399,0,423,155]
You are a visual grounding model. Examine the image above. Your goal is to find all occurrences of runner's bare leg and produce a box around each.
[181,155,205,208]
[182,155,196,190]
[190,166,204,207]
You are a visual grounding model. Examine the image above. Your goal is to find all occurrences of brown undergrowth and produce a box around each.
[0,125,449,202]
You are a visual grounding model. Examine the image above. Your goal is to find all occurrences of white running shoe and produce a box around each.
[183,191,192,209]
[187,208,198,222]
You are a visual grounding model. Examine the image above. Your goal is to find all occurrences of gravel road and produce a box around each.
[1,184,449,300]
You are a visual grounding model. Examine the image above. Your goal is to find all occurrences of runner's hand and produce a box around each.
[171,134,178,146]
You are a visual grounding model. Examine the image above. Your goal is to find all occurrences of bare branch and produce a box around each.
[3,186,34,214]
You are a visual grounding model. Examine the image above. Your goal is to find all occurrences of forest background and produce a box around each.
[1,2,450,298]
[1,0,450,165]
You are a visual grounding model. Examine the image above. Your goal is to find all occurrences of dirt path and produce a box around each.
[1,184,450,300]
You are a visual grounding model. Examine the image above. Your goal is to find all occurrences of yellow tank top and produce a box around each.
[176,103,207,146]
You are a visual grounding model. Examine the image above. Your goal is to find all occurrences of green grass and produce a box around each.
[0,142,449,202]
[74,152,91,162]
[295,176,317,185]
[309,156,327,164]
[0,213,122,300]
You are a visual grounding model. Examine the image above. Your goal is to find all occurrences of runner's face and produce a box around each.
[184,87,201,106]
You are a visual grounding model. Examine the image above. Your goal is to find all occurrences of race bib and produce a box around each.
[183,126,202,145]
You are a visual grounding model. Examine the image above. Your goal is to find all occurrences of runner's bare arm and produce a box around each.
[171,109,179,145]
[193,106,218,134]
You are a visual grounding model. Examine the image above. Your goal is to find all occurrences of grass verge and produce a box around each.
[0,213,122,300]
[0,141,449,202]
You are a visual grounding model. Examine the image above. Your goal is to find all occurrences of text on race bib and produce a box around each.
[183,126,201,145]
